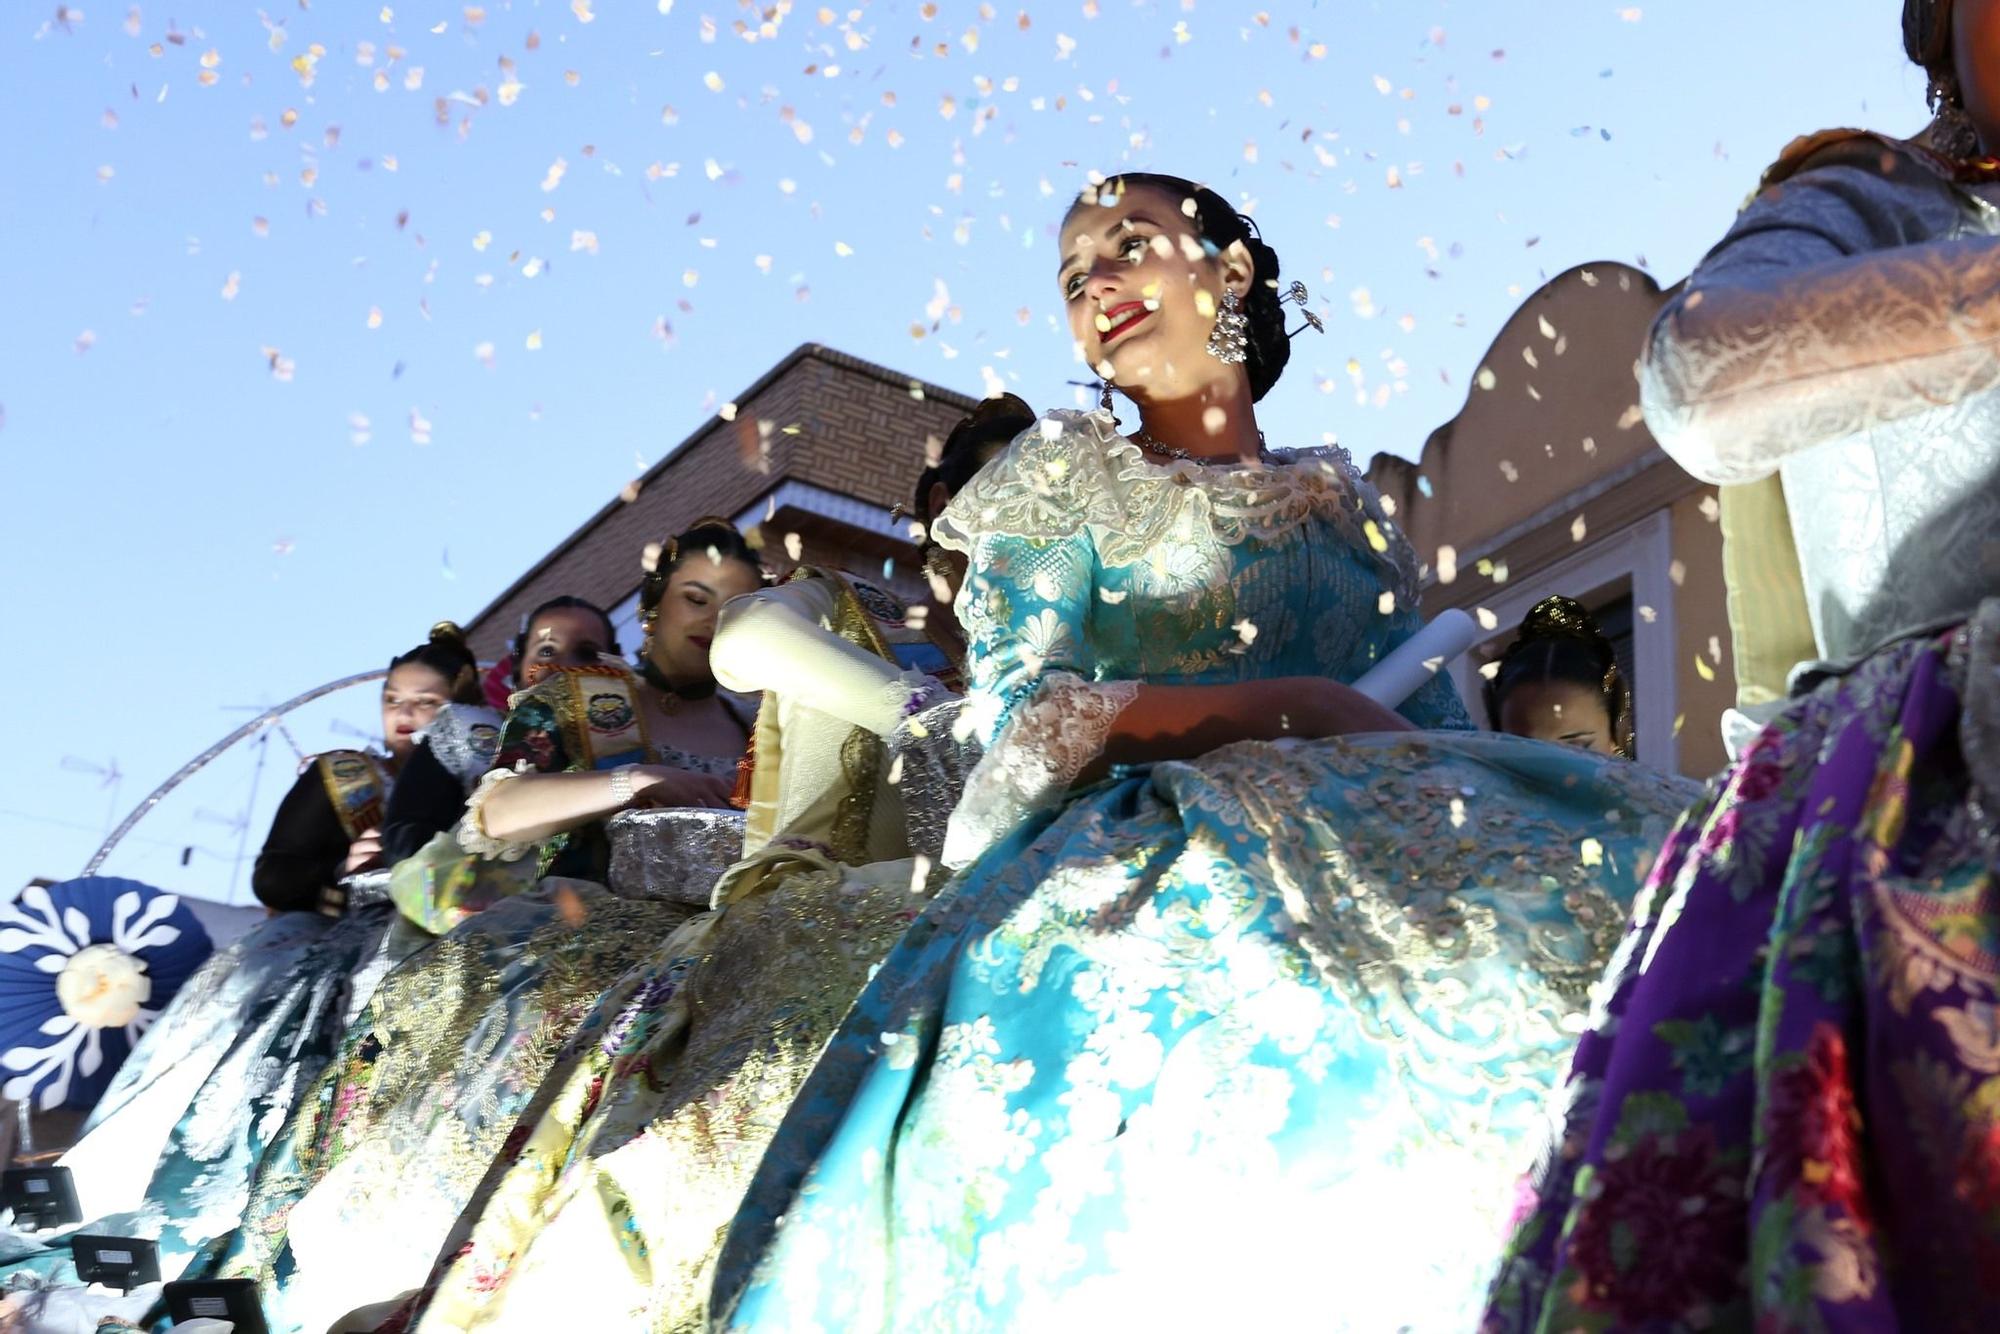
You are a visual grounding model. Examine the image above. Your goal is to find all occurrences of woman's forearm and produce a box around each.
[1079,677,1412,782]
[473,769,624,846]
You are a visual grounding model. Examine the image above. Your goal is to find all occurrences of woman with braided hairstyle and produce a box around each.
[1482,3,2000,1327]
[1486,595,1635,759]
[712,173,1696,1331]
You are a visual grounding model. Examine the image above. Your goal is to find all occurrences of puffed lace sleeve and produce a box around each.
[932,412,1140,867]
[1644,132,2000,484]
[710,575,940,739]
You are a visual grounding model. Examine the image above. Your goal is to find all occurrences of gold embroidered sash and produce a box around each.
[316,750,390,842]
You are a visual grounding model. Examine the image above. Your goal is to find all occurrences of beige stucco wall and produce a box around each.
[1670,488,1733,779]
[1372,264,1672,570]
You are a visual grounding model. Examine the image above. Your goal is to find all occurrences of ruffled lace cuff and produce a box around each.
[941,672,1139,868]
[456,763,538,862]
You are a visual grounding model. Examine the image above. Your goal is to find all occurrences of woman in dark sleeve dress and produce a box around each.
[251,625,484,913]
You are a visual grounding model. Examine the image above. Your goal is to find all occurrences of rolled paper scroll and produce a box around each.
[1349,607,1479,708]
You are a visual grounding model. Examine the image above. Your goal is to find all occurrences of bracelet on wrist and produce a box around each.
[609,765,636,807]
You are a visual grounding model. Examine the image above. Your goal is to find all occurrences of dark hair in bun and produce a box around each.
[639,519,766,621]
[912,393,1039,522]
[389,621,483,705]
[1484,596,1634,758]
[1075,173,1291,401]
[511,595,621,687]
[1904,0,1953,70]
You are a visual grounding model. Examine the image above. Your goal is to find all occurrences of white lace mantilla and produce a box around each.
[941,672,1140,868]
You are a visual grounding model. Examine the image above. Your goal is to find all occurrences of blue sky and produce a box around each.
[2,2,1919,901]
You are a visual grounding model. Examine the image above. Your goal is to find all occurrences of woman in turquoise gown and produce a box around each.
[713,174,1699,1332]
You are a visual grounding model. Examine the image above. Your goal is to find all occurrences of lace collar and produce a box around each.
[934,407,1414,603]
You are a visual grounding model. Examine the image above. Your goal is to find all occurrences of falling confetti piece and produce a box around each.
[1580,837,1604,867]
[525,329,543,350]
[1694,655,1715,682]
[220,271,241,301]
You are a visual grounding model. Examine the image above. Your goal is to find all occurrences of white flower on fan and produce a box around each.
[0,886,182,1110]
[56,944,152,1027]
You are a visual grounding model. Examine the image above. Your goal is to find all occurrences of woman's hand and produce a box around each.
[343,828,386,875]
[626,766,736,810]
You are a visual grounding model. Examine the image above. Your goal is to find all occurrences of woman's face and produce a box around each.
[519,606,614,688]
[380,663,451,761]
[1498,680,1620,757]
[646,554,762,687]
[1955,0,2000,151]
[1056,182,1252,406]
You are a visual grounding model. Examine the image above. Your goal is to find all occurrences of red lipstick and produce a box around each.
[1100,301,1153,345]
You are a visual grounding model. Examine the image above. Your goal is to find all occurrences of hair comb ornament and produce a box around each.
[1279,281,1324,338]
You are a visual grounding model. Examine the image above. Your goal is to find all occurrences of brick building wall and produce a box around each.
[465,344,979,658]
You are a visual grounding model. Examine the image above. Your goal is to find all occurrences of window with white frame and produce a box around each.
[606,587,644,663]
[1444,510,1679,770]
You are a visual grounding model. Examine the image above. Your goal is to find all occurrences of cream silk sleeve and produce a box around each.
[710,578,939,740]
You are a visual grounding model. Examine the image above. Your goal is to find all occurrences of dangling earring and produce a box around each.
[1931,71,1983,160]
[1205,288,1249,365]
[1098,379,1116,417]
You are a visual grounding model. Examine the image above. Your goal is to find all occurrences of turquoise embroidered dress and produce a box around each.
[713,410,1698,1332]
